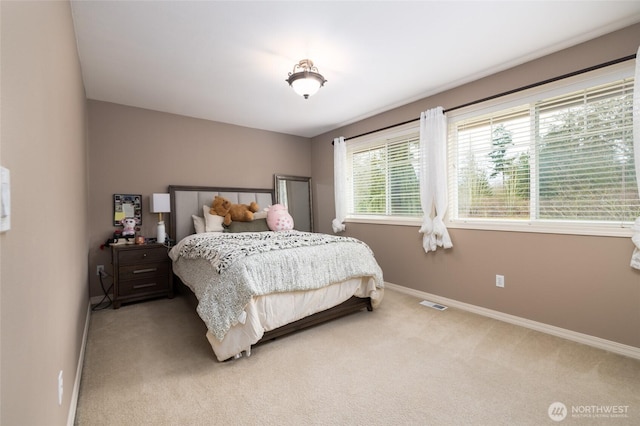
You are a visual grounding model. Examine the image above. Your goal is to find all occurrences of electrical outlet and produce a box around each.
[96,265,104,276]
[496,274,505,288]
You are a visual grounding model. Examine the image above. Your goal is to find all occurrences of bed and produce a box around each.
[167,185,384,361]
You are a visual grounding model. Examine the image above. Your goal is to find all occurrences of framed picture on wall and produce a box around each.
[113,194,142,226]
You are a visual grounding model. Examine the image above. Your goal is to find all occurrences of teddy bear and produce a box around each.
[210,195,259,226]
[265,204,294,231]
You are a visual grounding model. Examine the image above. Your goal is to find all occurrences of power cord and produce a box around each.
[92,270,114,311]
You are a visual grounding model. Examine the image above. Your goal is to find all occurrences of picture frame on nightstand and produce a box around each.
[113,193,142,226]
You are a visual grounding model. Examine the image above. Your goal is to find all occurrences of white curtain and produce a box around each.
[332,136,347,233]
[631,47,640,269]
[419,107,452,253]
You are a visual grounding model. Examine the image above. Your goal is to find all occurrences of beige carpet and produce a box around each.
[75,289,640,425]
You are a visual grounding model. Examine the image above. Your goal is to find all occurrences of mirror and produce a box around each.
[274,175,313,232]
[113,194,142,226]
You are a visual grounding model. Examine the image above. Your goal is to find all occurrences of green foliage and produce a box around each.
[489,124,514,181]
[459,124,530,218]
[389,141,421,215]
[537,93,638,220]
[456,84,639,222]
[458,153,492,216]
[352,148,386,214]
[352,138,421,216]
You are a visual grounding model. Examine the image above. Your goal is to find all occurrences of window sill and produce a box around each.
[345,216,422,227]
[345,216,634,238]
[449,219,633,238]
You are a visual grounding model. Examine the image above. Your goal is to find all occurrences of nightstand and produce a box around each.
[111,243,174,309]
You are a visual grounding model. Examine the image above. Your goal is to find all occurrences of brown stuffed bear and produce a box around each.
[210,195,259,226]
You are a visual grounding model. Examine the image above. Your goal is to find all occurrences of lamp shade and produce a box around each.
[150,193,170,213]
[290,72,324,98]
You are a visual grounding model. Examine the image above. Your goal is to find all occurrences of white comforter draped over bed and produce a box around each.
[169,231,384,341]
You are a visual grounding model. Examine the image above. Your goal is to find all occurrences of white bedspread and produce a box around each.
[205,277,382,361]
[169,231,384,341]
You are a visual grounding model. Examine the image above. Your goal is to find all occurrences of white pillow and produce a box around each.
[192,215,205,234]
[203,205,224,232]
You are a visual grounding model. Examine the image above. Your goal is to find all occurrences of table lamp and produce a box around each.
[150,193,170,244]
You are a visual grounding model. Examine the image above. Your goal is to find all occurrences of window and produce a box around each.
[346,125,421,220]
[448,64,637,236]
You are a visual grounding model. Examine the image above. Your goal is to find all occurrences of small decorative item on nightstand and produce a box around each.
[111,243,173,308]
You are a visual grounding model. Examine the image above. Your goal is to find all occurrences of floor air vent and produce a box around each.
[420,300,448,311]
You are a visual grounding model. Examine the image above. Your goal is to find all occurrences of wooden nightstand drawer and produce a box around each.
[118,246,167,265]
[111,243,174,308]
[118,275,169,298]
[118,262,170,281]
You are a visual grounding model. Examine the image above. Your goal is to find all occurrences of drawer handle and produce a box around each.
[133,282,157,289]
[133,268,157,274]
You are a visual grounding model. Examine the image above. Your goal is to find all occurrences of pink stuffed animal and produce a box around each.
[266,204,294,231]
[120,217,139,236]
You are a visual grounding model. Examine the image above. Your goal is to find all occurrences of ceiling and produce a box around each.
[70,1,640,138]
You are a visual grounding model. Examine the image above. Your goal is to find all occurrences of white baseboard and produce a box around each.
[67,301,91,426]
[385,282,640,361]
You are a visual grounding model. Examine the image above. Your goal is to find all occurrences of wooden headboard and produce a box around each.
[168,185,274,243]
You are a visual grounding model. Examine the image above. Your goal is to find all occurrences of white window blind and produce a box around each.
[347,129,421,217]
[449,72,638,233]
[452,106,531,219]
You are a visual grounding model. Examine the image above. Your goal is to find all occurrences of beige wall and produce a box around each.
[87,101,311,297]
[311,23,640,349]
[1,1,88,425]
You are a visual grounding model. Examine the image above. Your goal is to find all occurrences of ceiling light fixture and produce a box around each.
[286,59,327,99]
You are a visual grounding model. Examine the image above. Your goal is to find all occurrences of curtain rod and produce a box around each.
[331,53,636,144]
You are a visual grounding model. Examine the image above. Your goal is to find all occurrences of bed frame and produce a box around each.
[168,185,372,348]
